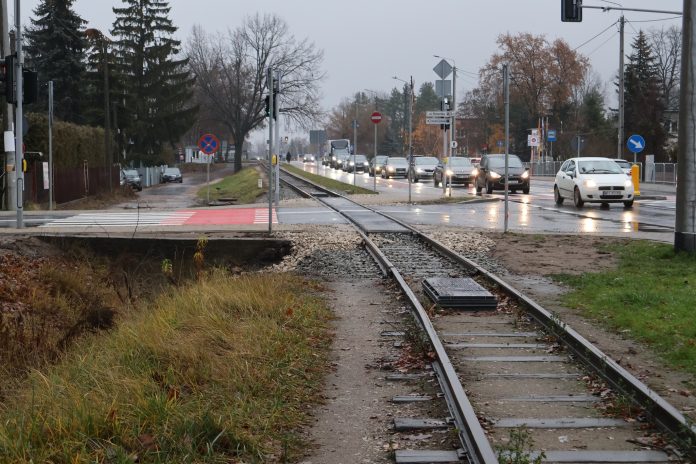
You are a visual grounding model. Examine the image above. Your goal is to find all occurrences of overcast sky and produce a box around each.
[14,0,684,142]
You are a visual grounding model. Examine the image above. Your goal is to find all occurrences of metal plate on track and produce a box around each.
[423,277,498,310]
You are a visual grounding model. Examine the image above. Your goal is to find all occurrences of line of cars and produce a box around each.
[120,167,183,191]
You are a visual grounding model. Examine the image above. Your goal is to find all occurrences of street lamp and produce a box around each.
[393,76,414,203]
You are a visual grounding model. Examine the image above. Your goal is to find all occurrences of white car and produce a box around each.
[554,157,635,208]
[614,159,633,176]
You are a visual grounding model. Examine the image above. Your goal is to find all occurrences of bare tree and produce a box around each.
[187,14,324,171]
[649,25,681,112]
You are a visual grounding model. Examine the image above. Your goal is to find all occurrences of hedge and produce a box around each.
[24,113,114,169]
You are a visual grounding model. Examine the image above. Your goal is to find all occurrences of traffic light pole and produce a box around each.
[267,68,273,233]
[617,15,624,160]
[14,0,23,228]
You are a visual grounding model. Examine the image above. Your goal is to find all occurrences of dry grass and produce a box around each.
[0,272,332,463]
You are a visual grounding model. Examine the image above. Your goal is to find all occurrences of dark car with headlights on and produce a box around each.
[409,156,438,182]
[381,157,408,178]
[345,154,369,173]
[121,169,142,191]
[161,167,183,183]
[433,157,476,187]
[474,154,529,194]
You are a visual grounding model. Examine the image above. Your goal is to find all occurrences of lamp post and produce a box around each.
[393,75,413,203]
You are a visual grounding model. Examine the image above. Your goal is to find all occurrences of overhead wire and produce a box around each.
[573,20,619,51]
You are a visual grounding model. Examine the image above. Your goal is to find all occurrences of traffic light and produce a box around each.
[23,69,39,104]
[562,0,582,22]
[2,55,39,105]
[264,94,270,117]
[4,54,16,104]
[441,97,450,130]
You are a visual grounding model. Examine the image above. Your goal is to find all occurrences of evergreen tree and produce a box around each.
[82,31,119,129]
[623,30,666,160]
[413,82,440,123]
[25,0,87,123]
[111,0,196,166]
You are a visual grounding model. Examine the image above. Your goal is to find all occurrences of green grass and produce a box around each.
[554,241,696,375]
[283,164,377,195]
[0,272,332,463]
[196,167,266,204]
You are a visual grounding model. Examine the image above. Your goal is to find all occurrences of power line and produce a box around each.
[574,20,618,51]
[628,16,682,23]
[586,31,619,56]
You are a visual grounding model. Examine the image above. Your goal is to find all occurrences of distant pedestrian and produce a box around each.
[286,152,291,163]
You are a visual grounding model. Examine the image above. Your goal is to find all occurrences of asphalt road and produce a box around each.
[0,161,678,243]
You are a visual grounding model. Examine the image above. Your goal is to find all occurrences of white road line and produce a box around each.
[39,212,194,227]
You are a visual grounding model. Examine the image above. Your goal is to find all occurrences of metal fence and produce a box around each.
[649,163,678,184]
[524,160,678,185]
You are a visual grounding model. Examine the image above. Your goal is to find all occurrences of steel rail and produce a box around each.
[279,166,696,459]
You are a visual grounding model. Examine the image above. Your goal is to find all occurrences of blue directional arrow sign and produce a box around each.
[627,134,645,154]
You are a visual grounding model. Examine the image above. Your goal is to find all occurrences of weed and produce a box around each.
[496,427,545,464]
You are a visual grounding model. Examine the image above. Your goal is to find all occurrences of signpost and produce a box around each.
[198,133,220,205]
[627,134,645,163]
[547,129,556,161]
[371,111,381,192]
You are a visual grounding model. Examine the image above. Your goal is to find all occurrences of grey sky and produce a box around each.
[15,0,684,141]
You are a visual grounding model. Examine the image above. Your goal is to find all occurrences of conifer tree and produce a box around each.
[111,0,196,165]
[25,0,87,123]
[623,30,666,160]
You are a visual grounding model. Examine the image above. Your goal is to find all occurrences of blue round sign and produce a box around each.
[627,134,645,154]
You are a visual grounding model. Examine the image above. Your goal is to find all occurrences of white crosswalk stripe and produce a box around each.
[254,209,278,224]
[39,212,195,227]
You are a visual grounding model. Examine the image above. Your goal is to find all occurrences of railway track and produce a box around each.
[279,167,696,463]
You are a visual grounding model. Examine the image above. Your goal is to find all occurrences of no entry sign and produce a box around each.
[370,111,382,124]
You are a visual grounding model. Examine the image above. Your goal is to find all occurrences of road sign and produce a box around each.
[450,140,458,149]
[627,134,645,153]
[198,133,220,155]
[570,136,586,151]
[370,111,382,124]
[426,110,453,118]
[426,117,450,125]
[497,140,504,147]
[528,134,539,147]
[435,80,451,98]
[547,130,557,142]
[434,59,453,79]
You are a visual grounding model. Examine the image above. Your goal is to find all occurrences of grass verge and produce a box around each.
[553,241,696,375]
[283,164,377,195]
[197,166,266,204]
[0,272,332,463]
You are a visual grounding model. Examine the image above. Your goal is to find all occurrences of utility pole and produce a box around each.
[14,0,24,228]
[103,38,112,192]
[267,68,274,233]
[617,14,625,159]
[274,70,280,207]
[451,67,456,157]
[1,0,14,211]
[675,0,696,252]
[503,63,510,234]
[48,81,53,210]
[353,96,357,186]
[407,77,413,204]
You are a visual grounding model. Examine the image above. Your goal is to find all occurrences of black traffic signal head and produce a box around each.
[23,69,39,105]
[264,94,270,116]
[562,0,582,22]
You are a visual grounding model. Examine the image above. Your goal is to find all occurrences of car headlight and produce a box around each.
[584,179,597,188]
[521,171,529,179]
[624,179,633,188]
[416,168,424,173]
[332,156,336,161]
[471,168,479,177]
[446,169,453,176]
[388,166,395,172]
[349,161,355,166]
[490,171,501,179]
